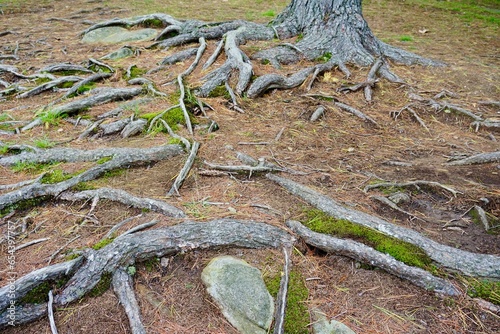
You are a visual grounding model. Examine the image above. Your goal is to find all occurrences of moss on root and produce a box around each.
[266,270,309,334]
[20,278,68,304]
[303,209,433,269]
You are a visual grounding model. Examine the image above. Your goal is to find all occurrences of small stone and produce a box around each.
[201,256,273,334]
[101,47,134,60]
[312,308,356,334]
[388,191,410,204]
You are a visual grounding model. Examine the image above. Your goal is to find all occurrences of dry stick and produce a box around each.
[273,246,292,334]
[14,238,50,252]
[287,220,460,296]
[267,174,500,278]
[177,37,207,135]
[112,269,146,334]
[47,235,81,265]
[202,39,224,70]
[47,290,58,334]
[119,220,158,238]
[168,141,200,195]
[334,101,377,125]
[364,180,460,197]
[103,214,143,240]
[406,106,429,131]
[446,151,500,166]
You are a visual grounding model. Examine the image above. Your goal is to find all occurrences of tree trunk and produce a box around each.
[254,0,440,66]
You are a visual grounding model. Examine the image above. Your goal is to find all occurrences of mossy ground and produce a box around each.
[266,270,309,334]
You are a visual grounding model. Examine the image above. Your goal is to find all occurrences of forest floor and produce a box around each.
[0,0,499,333]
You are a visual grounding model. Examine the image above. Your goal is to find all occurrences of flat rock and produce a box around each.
[82,26,158,44]
[312,308,356,334]
[101,47,134,60]
[201,256,273,334]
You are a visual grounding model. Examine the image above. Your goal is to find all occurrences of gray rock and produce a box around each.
[388,191,410,204]
[201,256,274,334]
[312,308,356,334]
[101,47,134,60]
[82,27,158,44]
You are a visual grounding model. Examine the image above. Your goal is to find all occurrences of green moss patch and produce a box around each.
[92,237,114,250]
[266,270,309,334]
[141,107,196,133]
[11,161,57,174]
[303,209,432,269]
[208,85,231,99]
[20,278,68,304]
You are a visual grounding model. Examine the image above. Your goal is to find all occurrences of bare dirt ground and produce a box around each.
[0,0,499,333]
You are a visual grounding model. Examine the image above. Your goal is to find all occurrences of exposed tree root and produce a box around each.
[0,219,293,328]
[267,174,500,278]
[287,220,459,295]
[168,141,200,196]
[16,76,83,99]
[364,180,460,197]
[273,246,292,334]
[0,145,180,166]
[59,187,185,218]
[446,151,500,166]
[0,144,184,211]
[112,269,146,334]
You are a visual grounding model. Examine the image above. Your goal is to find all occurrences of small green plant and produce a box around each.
[96,156,113,164]
[103,168,126,178]
[399,35,414,42]
[40,169,73,184]
[143,257,160,272]
[142,18,164,28]
[37,109,66,127]
[303,209,432,269]
[124,65,147,80]
[127,266,137,276]
[11,161,56,174]
[262,10,276,17]
[32,137,55,149]
[296,33,304,41]
[71,182,96,191]
[92,238,114,250]
[316,52,332,63]
[464,277,500,305]
[266,270,309,334]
